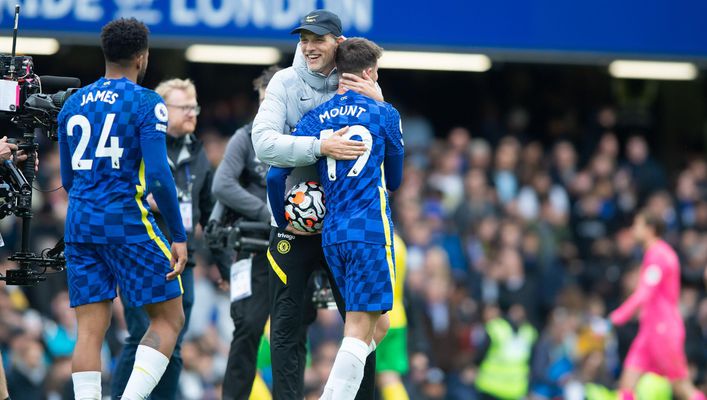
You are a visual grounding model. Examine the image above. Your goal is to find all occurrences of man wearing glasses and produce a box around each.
[112,78,213,400]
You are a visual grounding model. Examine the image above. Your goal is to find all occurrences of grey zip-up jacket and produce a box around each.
[252,49,337,168]
[252,49,339,225]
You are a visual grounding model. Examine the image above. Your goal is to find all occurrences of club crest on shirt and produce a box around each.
[277,240,291,254]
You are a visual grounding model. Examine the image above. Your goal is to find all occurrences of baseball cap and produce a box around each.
[290,10,342,37]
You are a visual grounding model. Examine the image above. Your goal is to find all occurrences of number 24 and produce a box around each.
[67,114,124,170]
[320,125,372,181]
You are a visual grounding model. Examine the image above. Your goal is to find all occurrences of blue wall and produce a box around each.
[2,0,706,59]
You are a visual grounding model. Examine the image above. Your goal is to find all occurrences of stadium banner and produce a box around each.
[0,0,706,59]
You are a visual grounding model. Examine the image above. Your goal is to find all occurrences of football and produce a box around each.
[285,181,326,233]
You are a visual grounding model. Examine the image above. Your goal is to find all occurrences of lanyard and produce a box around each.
[183,163,193,201]
[185,163,192,186]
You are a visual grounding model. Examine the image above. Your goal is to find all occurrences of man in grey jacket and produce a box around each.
[252,9,383,400]
[214,66,279,400]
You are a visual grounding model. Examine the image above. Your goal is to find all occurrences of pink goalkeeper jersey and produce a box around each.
[611,239,683,333]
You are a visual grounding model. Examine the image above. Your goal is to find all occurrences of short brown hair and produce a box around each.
[335,37,383,75]
[638,210,666,237]
[253,66,282,91]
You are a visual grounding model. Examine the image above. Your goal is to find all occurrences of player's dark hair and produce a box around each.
[638,210,666,237]
[335,37,383,76]
[101,18,149,64]
[253,66,282,91]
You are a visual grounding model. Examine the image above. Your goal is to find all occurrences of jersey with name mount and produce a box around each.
[292,91,404,246]
[57,77,169,244]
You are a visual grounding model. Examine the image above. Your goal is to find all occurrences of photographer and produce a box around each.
[214,67,277,400]
[0,136,38,400]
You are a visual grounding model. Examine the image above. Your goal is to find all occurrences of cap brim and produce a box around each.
[290,24,332,35]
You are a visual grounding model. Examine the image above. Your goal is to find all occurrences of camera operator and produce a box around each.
[0,135,36,400]
[214,67,279,400]
[111,78,213,400]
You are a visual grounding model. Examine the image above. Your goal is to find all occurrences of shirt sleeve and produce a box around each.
[139,92,187,243]
[610,260,663,325]
[383,106,405,191]
[266,166,294,229]
[291,112,321,139]
[251,72,322,167]
[57,107,74,192]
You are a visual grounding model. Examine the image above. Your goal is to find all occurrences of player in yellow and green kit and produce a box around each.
[375,233,410,400]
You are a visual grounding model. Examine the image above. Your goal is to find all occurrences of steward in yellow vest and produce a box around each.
[476,307,538,400]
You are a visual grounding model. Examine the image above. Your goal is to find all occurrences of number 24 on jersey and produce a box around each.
[66,113,124,170]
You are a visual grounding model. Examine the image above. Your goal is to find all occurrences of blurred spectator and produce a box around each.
[551,140,578,188]
[516,171,569,222]
[492,137,521,205]
[529,308,579,400]
[622,135,667,203]
[454,169,498,236]
[7,334,48,398]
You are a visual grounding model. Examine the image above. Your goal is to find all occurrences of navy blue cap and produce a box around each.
[291,10,342,37]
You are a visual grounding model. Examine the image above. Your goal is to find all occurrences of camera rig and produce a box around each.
[204,202,271,254]
[0,5,79,285]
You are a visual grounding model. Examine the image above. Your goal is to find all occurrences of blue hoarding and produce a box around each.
[1,0,706,60]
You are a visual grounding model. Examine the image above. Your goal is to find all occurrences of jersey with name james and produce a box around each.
[57,77,168,244]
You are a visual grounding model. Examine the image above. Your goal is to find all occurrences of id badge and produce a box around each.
[180,201,193,233]
[230,258,253,302]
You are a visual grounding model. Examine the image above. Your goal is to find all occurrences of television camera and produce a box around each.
[0,5,79,285]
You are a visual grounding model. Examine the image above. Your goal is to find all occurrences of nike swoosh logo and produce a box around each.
[300,97,311,101]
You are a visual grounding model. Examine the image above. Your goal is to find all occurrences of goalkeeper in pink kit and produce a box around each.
[610,212,706,400]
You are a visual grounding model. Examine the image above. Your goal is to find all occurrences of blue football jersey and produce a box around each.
[292,91,404,246]
[57,77,169,244]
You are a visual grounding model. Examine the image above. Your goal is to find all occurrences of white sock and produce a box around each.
[368,339,377,354]
[320,337,370,400]
[72,371,101,400]
[121,345,170,400]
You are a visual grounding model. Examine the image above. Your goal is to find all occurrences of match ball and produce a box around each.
[285,181,326,233]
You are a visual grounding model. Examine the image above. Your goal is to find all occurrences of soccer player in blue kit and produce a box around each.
[267,38,404,400]
[57,19,188,400]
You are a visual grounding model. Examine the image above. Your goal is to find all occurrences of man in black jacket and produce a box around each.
[112,78,213,400]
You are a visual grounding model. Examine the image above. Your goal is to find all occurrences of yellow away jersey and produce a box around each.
[390,234,408,328]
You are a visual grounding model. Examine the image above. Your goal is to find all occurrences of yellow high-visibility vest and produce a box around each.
[476,318,537,400]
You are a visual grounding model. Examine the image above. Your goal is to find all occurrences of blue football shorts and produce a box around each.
[323,241,395,312]
[65,238,182,308]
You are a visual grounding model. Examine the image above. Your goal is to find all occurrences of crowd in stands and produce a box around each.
[0,100,705,399]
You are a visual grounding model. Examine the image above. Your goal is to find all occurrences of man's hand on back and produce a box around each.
[340,71,383,102]
[320,126,366,160]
